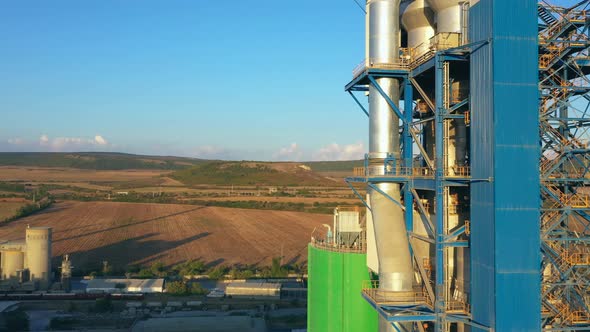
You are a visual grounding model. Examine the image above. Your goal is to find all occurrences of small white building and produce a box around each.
[225,282,281,299]
[85,278,165,293]
[127,279,165,293]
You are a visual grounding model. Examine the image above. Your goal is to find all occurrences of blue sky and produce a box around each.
[0,0,578,160]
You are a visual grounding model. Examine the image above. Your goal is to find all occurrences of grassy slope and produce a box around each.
[0,152,206,170]
[172,162,338,186]
[0,152,362,172]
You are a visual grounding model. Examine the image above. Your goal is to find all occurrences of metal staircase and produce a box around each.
[539,2,590,329]
[539,4,558,26]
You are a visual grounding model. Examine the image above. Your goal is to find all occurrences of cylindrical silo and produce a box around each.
[2,250,24,280]
[26,226,52,289]
[0,240,26,280]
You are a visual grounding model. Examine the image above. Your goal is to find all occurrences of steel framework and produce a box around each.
[345,32,480,332]
[538,1,590,330]
[344,1,590,331]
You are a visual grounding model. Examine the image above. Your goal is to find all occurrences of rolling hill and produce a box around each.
[0,201,329,271]
[0,152,362,172]
[0,152,205,170]
[171,161,341,186]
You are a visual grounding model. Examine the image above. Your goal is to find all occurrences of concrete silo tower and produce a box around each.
[25,226,52,289]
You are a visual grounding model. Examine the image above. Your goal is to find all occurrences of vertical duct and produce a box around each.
[401,0,435,285]
[424,2,469,331]
[366,1,413,331]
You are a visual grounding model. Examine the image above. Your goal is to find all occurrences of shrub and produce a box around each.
[150,262,167,277]
[137,269,154,279]
[270,257,288,278]
[166,281,189,296]
[190,282,208,295]
[172,259,206,276]
[207,266,227,280]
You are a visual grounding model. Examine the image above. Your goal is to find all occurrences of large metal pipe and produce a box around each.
[402,0,435,57]
[366,1,413,331]
[424,0,462,33]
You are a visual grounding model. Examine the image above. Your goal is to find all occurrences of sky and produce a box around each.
[0,0,579,161]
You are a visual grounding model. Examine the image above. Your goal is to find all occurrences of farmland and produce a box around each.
[0,159,362,214]
[0,201,330,271]
[0,166,170,184]
[0,153,363,270]
[0,198,28,221]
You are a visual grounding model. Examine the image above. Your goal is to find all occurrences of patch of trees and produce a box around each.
[166,281,208,296]
[2,197,54,223]
[117,258,304,281]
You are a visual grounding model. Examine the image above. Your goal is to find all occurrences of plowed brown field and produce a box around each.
[0,201,329,270]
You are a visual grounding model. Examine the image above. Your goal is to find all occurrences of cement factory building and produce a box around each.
[0,226,52,290]
[308,0,590,331]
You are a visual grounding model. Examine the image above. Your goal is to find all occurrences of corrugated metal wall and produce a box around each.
[470,0,540,330]
[307,245,377,332]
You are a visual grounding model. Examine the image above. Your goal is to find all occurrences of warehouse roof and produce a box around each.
[86,278,165,293]
[226,282,281,290]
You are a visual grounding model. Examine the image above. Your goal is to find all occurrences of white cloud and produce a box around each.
[273,143,303,161]
[94,135,108,145]
[312,142,365,161]
[39,134,49,145]
[7,138,25,145]
[3,134,114,152]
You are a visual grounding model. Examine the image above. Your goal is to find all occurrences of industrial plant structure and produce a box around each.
[0,226,52,290]
[308,207,378,332]
[308,0,590,331]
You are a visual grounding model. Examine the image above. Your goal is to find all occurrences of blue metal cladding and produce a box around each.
[470,0,540,330]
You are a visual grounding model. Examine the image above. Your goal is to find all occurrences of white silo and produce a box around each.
[0,240,26,280]
[25,226,52,289]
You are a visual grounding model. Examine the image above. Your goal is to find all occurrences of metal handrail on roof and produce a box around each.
[310,238,366,253]
[361,280,432,308]
[352,57,411,79]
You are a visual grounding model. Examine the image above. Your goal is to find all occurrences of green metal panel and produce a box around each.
[307,244,378,332]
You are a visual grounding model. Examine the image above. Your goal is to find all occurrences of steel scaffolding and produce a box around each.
[345,29,481,332]
[539,1,590,330]
[344,1,590,331]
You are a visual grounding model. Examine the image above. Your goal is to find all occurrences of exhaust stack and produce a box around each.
[366,0,412,331]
